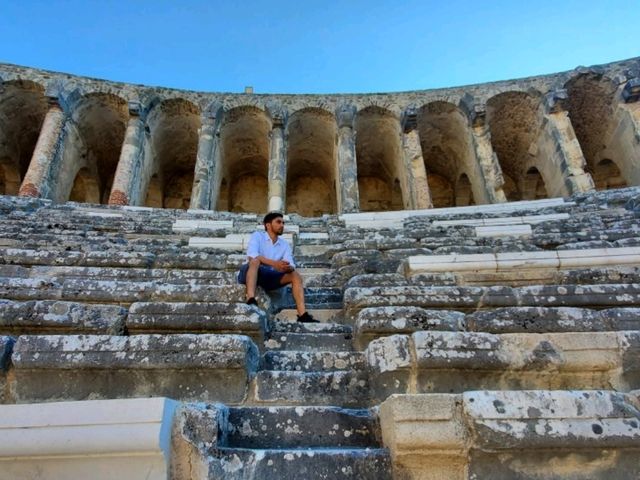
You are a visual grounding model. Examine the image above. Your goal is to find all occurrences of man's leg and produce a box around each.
[280,270,306,315]
[245,258,261,301]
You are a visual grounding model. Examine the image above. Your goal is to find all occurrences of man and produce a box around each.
[238,212,318,323]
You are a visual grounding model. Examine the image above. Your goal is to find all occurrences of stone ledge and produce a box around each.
[353,306,640,347]
[379,390,640,480]
[0,397,177,480]
[127,302,267,344]
[10,334,259,403]
[344,284,640,318]
[367,331,640,395]
[405,247,640,277]
[0,299,126,335]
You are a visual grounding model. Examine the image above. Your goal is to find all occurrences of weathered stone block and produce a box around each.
[380,390,640,480]
[11,334,259,403]
[127,302,266,344]
[0,300,126,335]
[367,331,637,393]
[354,306,464,348]
[466,306,604,333]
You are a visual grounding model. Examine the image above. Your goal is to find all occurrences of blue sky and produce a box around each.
[0,1,638,94]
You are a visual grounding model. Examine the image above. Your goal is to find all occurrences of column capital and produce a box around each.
[401,106,418,133]
[266,101,288,128]
[543,89,569,114]
[622,78,640,103]
[459,94,486,128]
[128,101,142,117]
[336,103,357,129]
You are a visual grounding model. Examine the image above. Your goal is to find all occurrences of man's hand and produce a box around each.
[273,260,293,272]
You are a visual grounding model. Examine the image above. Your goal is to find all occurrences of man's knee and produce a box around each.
[248,258,260,268]
[291,270,303,285]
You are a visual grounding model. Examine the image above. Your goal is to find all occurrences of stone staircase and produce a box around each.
[1,188,640,478]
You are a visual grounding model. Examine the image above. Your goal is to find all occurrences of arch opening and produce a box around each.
[592,159,627,190]
[63,92,128,204]
[218,106,270,213]
[0,80,48,191]
[487,91,544,201]
[521,167,548,200]
[145,99,200,209]
[69,167,100,203]
[566,74,617,174]
[417,102,472,208]
[286,108,337,216]
[456,173,475,206]
[355,106,404,212]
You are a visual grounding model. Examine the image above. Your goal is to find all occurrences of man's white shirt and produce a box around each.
[246,231,295,268]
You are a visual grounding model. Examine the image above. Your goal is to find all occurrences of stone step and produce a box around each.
[126,302,267,345]
[253,370,370,406]
[0,277,253,305]
[269,318,351,334]
[366,331,640,397]
[262,351,366,372]
[225,406,380,449]
[294,244,331,257]
[264,332,353,352]
[212,447,391,480]
[9,334,259,403]
[344,283,640,318]
[0,299,126,335]
[275,308,344,324]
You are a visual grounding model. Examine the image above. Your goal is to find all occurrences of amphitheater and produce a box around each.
[0,56,639,479]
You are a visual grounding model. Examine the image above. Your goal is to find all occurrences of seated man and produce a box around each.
[238,212,318,323]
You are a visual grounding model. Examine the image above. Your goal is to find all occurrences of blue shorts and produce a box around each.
[237,263,288,291]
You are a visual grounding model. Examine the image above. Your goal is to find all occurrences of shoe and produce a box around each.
[246,297,258,306]
[297,312,319,323]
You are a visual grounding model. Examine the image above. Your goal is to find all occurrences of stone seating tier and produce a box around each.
[1,188,640,479]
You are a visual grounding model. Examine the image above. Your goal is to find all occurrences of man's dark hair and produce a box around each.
[263,212,283,226]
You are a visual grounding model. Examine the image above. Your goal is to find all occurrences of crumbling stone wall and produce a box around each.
[1,57,639,215]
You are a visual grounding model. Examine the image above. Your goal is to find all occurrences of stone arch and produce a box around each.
[592,158,627,190]
[0,79,48,194]
[486,91,544,201]
[58,92,129,203]
[144,98,200,209]
[218,105,271,212]
[286,107,337,216]
[417,101,478,208]
[565,73,621,186]
[355,106,405,211]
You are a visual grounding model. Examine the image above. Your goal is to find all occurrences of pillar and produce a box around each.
[108,103,145,205]
[401,108,431,209]
[609,79,640,186]
[463,100,507,204]
[537,90,594,196]
[336,104,360,213]
[267,112,287,212]
[19,98,67,199]
[190,110,220,210]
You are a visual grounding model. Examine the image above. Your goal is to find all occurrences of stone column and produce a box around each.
[190,109,220,210]
[19,98,68,199]
[336,104,360,213]
[267,111,287,213]
[610,79,640,186]
[538,90,594,196]
[108,103,145,205]
[463,99,507,204]
[401,108,431,209]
